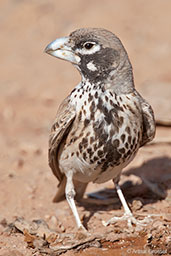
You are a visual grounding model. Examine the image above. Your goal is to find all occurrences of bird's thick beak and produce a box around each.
[44,37,80,64]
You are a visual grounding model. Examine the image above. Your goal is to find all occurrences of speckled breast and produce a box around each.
[58,82,143,183]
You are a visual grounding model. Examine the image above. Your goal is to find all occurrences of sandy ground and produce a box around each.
[0,0,171,255]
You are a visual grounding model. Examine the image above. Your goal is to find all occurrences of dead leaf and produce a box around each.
[23,229,36,248]
[46,233,58,244]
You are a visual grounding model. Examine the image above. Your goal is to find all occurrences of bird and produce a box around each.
[44,28,156,231]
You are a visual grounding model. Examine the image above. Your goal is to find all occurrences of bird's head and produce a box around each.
[45,28,134,89]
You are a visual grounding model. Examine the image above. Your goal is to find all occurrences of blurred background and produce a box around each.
[0,0,171,254]
[1,0,171,140]
[0,0,171,245]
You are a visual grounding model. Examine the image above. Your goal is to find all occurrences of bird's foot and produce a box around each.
[75,225,91,240]
[102,212,151,229]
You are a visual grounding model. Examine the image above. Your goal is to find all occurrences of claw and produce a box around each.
[102,213,152,228]
[75,225,91,240]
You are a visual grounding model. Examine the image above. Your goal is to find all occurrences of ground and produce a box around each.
[0,0,171,255]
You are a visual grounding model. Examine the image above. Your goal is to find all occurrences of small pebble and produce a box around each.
[132,199,143,211]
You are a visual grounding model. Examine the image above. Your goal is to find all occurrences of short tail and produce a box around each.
[53,176,88,202]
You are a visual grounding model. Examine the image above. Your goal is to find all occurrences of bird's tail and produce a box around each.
[53,176,88,202]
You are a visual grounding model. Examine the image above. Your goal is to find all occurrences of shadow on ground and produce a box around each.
[77,156,171,227]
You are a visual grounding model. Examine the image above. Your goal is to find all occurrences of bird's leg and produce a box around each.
[65,172,85,230]
[103,181,151,228]
[115,183,132,223]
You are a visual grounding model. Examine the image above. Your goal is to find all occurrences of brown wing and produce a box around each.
[48,96,76,182]
[140,101,156,146]
[49,96,88,202]
[135,91,156,147]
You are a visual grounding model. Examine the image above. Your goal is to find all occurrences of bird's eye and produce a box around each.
[83,42,95,50]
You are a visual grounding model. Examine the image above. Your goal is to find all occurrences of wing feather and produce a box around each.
[48,96,76,181]
[140,101,156,146]
[135,91,156,146]
[48,96,88,202]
